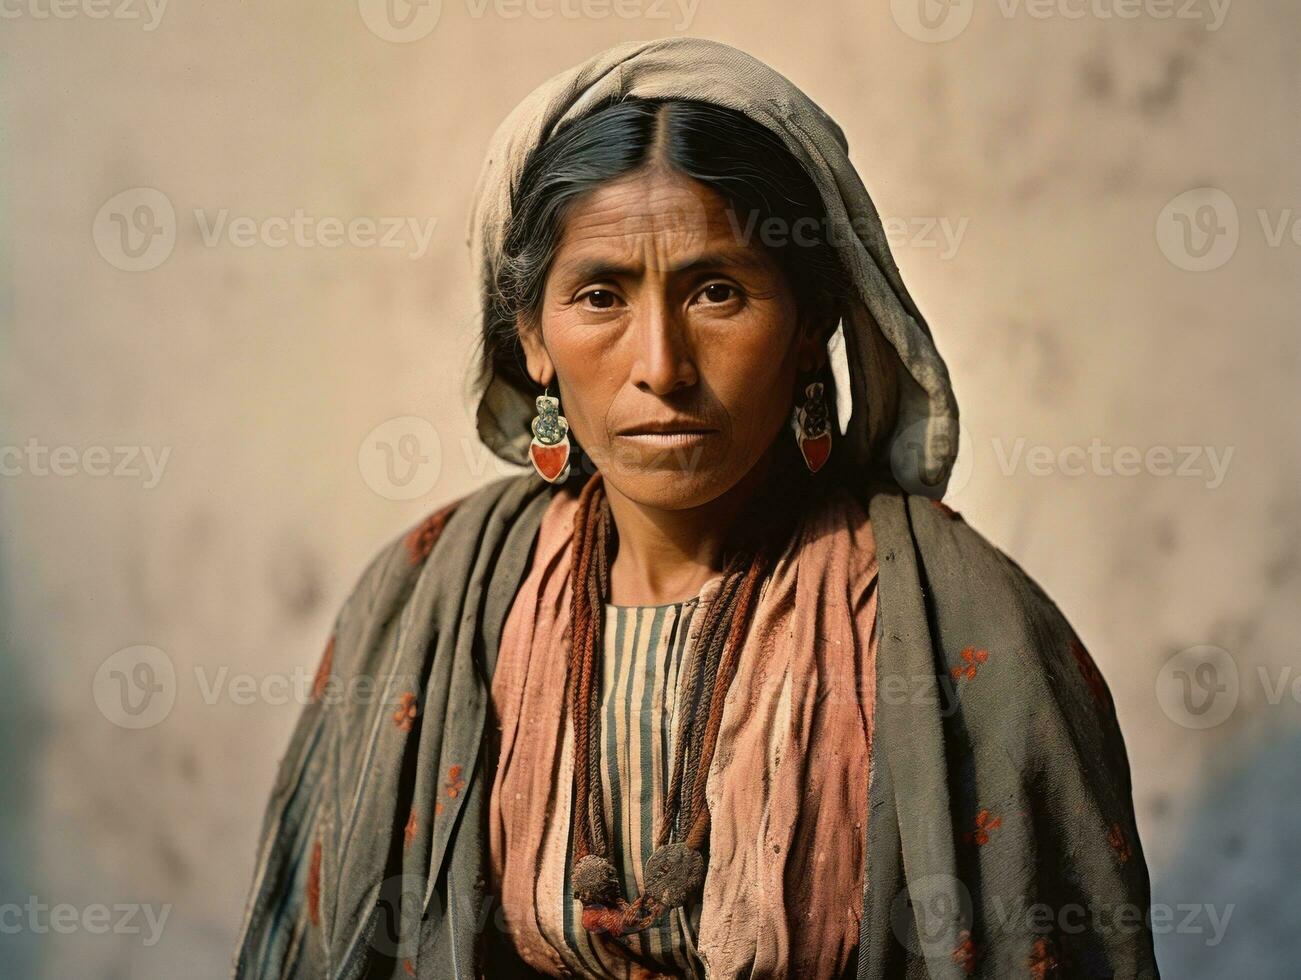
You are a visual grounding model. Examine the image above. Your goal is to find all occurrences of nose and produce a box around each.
[628,295,698,396]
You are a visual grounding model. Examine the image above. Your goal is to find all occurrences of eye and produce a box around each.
[580,289,620,310]
[697,282,739,305]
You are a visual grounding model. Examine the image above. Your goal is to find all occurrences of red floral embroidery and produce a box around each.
[404,500,460,566]
[950,647,989,681]
[963,809,1003,846]
[1108,822,1132,864]
[311,635,335,702]
[402,958,416,976]
[435,801,445,816]
[404,808,418,848]
[932,499,962,520]
[1028,936,1059,978]
[952,929,979,974]
[445,764,465,799]
[307,838,323,927]
[1071,638,1113,713]
[393,692,419,733]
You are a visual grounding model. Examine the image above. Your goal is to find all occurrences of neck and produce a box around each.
[601,446,775,606]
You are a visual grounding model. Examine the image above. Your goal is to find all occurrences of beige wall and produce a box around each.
[2,1,1297,975]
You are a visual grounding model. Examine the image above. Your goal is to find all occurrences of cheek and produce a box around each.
[709,343,797,440]
[541,315,618,440]
[701,311,801,424]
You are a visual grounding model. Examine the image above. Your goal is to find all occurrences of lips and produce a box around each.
[616,420,717,436]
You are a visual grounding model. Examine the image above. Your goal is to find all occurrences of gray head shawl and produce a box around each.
[468,36,960,497]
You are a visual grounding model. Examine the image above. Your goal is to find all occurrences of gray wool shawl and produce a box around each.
[233,473,1159,979]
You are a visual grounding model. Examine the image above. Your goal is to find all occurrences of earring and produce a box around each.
[792,380,832,473]
[529,385,572,483]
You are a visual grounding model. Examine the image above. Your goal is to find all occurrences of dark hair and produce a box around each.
[476,97,852,410]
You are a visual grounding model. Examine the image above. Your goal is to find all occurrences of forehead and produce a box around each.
[552,168,765,271]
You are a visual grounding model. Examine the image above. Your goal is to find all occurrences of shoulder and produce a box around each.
[906,494,1062,621]
[869,487,1121,739]
[884,490,1080,650]
[866,491,1155,973]
[348,473,542,607]
[317,473,549,679]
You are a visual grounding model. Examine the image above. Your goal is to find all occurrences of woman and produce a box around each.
[235,39,1158,979]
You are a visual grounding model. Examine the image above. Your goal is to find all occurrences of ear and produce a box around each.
[516,315,556,388]
[795,309,838,374]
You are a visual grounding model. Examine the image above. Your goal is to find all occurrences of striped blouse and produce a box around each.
[488,483,878,979]
[548,596,707,979]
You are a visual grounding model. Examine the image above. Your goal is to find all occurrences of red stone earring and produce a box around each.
[793,380,832,473]
[529,385,572,483]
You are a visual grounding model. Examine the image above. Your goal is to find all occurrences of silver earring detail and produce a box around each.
[529,385,571,483]
[792,381,832,473]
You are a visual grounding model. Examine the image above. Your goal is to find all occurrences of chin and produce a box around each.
[600,461,739,511]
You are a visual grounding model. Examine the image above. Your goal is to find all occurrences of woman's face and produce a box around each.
[519,167,826,510]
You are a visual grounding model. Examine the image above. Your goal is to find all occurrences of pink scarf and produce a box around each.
[487,481,879,978]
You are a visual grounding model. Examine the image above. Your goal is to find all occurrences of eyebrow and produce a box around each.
[562,250,766,284]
